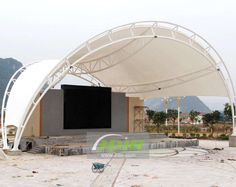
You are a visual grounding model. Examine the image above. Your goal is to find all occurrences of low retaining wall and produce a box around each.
[20,133,167,151]
[20,134,198,156]
[44,138,198,156]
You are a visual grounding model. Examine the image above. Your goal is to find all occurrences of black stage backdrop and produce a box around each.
[62,85,111,129]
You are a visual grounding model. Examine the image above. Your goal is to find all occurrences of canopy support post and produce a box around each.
[12,126,22,151]
[231,104,236,136]
[2,126,9,150]
[229,101,236,147]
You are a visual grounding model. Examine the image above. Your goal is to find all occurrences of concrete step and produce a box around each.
[27,146,45,154]
[44,138,199,156]
[21,133,167,147]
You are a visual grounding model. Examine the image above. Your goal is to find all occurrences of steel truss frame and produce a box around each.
[1,21,235,151]
[1,63,34,149]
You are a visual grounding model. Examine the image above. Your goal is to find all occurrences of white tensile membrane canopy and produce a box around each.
[4,60,60,129]
[1,21,236,150]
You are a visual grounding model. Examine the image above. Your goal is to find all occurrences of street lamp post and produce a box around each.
[164,97,169,126]
[177,96,181,134]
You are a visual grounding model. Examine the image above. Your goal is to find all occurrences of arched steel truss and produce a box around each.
[1,63,34,149]
[1,21,235,151]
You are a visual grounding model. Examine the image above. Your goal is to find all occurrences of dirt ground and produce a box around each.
[1,140,236,187]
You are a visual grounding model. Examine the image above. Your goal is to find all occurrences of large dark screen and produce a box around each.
[62,85,111,129]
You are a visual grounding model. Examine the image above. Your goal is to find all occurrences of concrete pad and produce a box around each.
[0,140,236,187]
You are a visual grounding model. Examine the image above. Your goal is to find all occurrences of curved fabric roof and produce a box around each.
[1,21,235,150]
[4,60,59,128]
[65,22,232,99]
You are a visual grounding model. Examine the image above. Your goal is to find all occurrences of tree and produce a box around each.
[146,109,155,121]
[202,110,221,137]
[153,112,167,132]
[224,103,235,122]
[167,109,178,125]
[212,110,221,122]
[189,110,200,124]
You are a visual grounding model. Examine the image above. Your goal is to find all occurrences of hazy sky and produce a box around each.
[1,0,236,110]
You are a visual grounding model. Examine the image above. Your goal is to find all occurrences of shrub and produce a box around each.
[202,133,207,139]
[218,134,229,140]
[145,125,156,133]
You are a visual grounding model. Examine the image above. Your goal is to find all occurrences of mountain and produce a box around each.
[145,96,211,113]
[0,58,23,110]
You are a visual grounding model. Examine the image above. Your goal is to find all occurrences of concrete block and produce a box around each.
[229,136,236,147]
[7,150,22,156]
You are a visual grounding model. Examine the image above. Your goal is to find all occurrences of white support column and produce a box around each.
[2,125,9,150]
[233,116,236,136]
[12,126,22,151]
[229,102,236,147]
[177,96,181,134]
[231,103,236,136]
